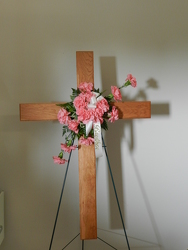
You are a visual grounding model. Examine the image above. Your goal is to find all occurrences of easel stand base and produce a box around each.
[49,136,131,250]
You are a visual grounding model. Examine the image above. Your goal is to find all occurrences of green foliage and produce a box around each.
[70,88,81,101]
[77,122,86,139]
[58,102,75,113]
[89,128,94,137]
[93,87,100,93]
[54,77,136,162]
[104,94,113,103]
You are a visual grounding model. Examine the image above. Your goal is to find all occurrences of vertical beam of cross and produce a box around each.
[76,51,97,240]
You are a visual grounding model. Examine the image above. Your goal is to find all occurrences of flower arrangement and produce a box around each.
[53,74,137,164]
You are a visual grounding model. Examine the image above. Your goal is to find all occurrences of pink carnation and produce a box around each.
[73,95,87,110]
[79,91,93,102]
[78,82,93,92]
[126,74,137,87]
[68,120,79,134]
[83,109,93,123]
[108,106,119,123]
[91,109,104,123]
[96,99,109,113]
[79,136,94,145]
[76,107,88,123]
[53,156,67,164]
[93,108,103,122]
[57,108,70,125]
[61,143,77,153]
[111,86,122,101]
[79,109,103,124]
[76,108,91,124]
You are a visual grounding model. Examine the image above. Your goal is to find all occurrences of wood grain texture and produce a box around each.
[19,103,61,121]
[78,144,97,239]
[20,101,151,121]
[113,101,151,119]
[76,51,97,240]
[76,51,94,86]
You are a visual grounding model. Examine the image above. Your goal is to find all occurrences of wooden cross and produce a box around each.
[19,51,151,240]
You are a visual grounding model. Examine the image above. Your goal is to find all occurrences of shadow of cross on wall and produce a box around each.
[100,57,170,229]
[100,56,125,229]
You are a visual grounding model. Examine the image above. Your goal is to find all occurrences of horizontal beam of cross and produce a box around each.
[19,101,151,121]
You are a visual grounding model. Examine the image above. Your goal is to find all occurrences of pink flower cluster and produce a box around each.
[57,81,121,140]
[73,83,110,125]
[53,76,137,165]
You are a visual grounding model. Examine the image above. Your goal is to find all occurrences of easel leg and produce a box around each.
[102,135,131,250]
[62,233,80,249]
[82,240,84,250]
[49,148,74,250]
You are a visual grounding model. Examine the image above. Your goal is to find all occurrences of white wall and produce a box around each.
[1,1,188,249]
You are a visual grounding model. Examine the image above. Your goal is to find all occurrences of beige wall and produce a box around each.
[1,1,188,249]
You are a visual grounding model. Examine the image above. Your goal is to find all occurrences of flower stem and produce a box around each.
[119,80,131,89]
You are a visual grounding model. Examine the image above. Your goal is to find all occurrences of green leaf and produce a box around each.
[71,88,81,98]
[93,88,100,93]
[57,102,75,112]
[104,94,113,102]
[56,103,66,108]
[96,89,107,98]
[70,95,75,101]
